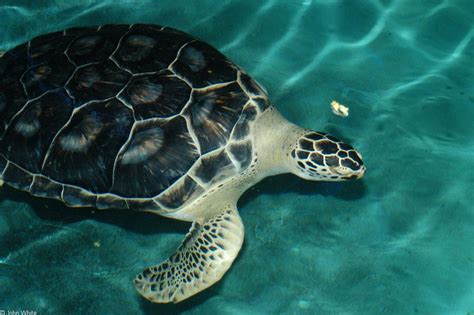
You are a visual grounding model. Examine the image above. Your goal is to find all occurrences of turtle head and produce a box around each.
[289,131,365,181]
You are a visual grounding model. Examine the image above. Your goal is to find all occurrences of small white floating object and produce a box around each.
[330,100,349,117]
[0,179,4,187]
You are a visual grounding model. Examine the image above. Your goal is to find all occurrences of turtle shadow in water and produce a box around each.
[239,173,368,208]
[0,173,366,233]
[138,283,217,314]
[0,185,190,236]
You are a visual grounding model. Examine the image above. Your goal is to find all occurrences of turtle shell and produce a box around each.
[0,24,270,211]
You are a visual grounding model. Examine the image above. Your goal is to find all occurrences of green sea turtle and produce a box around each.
[0,24,365,303]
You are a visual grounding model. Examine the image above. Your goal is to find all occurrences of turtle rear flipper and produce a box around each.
[134,206,244,303]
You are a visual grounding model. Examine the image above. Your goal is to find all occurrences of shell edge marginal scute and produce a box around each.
[0,153,164,210]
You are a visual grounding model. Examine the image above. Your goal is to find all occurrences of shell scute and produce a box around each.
[42,99,134,193]
[63,185,96,207]
[66,60,131,104]
[96,194,128,209]
[126,199,160,212]
[29,30,73,65]
[113,24,193,74]
[67,26,126,65]
[2,163,33,191]
[187,82,249,154]
[120,70,191,119]
[112,116,199,198]
[192,150,235,185]
[1,91,74,173]
[0,84,28,136]
[156,176,204,209]
[22,54,75,98]
[230,104,258,141]
[172,41,237,88]
[228,141,253,171]
[30,175,63,199]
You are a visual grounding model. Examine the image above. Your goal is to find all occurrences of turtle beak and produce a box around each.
[357,165,366,179]
[342,165,366,180]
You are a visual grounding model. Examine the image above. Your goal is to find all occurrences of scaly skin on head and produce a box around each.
[290,131,365,180]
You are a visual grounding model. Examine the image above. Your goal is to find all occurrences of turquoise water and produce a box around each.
[1,0,474,314]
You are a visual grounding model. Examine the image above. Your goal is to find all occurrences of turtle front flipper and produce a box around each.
[134,206,244,303]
